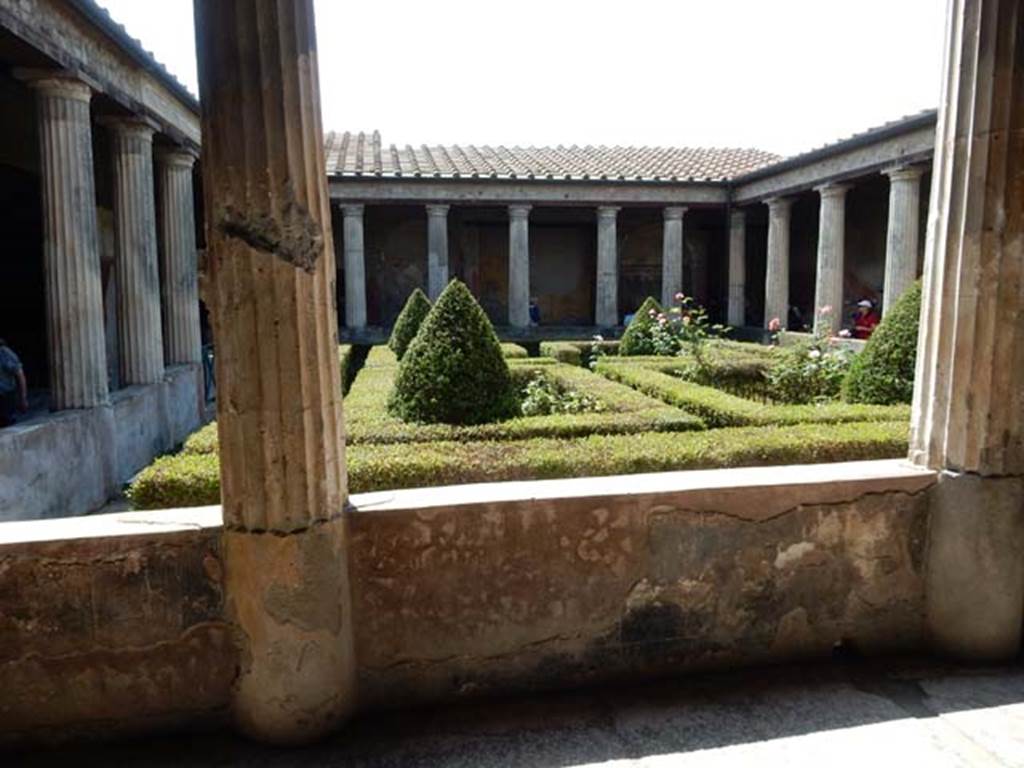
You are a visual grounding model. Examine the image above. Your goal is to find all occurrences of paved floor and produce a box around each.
[17,660,1024,767]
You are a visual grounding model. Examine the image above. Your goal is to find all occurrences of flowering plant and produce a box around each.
[644,293,728,374]
[764,306,853,404]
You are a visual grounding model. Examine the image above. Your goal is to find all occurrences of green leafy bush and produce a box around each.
[618,297,663,356]
[843,282,922,405]
[520,371,604,416]
[501,343,530,359]
[388,288,432,360]
[388,280,518,425]
[127,420,908,509]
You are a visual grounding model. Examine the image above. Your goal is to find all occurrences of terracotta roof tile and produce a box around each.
[325,131,780,183]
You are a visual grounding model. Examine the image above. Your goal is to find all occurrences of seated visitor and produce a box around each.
[852,299,880,339]
[528,296,541,325]
[0,337,28,428]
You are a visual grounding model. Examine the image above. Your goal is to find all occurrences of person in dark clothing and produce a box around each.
[0,338,28,427]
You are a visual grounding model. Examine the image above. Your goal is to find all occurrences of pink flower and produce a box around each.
[838,329,852,338]
[819,305,833,316]
[675,292,685,301]
[657,317,667,326]
[768,318,782,332]
[682,315,691,326]
[648,309,657,318]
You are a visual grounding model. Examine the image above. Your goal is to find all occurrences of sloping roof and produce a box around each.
[325,131,780,183]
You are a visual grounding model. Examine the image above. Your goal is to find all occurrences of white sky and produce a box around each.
[97,0,946,158]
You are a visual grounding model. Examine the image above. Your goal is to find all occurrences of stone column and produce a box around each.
[341,204,367,328]
[23,73,108,410]
[595,206,619,327]
[882,166,924,315]
[426,204,450,300]
[727,209,746,327]
[157,148,202,364]
[661,206,686,307]
[912,0,1024,662]
[194,0,354,743]
[107,117,164,385]
[508,204,531,327]
[763,197,792,329]
[813,183,850,335]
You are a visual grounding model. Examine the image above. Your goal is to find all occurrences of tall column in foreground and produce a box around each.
[913,0,1024,661]
[595,206,619,327]
[341,204,367,328]
[157,148,202,364]
[882,166,924,315]
[108,117,165,384]
[763,197,792,329]
[426,204,450,299]
[661,206,686,306]
[508,204,531,327]
[813,183,849,335]
[194,0,355,743]
[727,209,746,327]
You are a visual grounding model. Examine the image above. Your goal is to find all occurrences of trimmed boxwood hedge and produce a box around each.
[597,360,909,428]
[501,342,530,359]
[843,281,922,404]
[388,288,432,360]
[126,419,909,509]
[389,280,518,425]
[618,296,663,356]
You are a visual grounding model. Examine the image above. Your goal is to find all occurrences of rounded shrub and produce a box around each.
[843,281,922,405]
[388,279,518,424]
[388,288,432,360]
[619,296,664,356]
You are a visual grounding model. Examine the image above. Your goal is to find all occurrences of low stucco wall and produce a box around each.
[0,460,939,744]
[0,364,204,521]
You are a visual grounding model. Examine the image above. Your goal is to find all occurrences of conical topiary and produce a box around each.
[619,296,664,356]
[842,281,922,404]
[388,288,432,360]
[388,280,519,424]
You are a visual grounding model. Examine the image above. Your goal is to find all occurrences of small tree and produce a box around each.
[389,280,518,424]
[618,296,664,356]
[388,288,432,360]
[843,281,922,404]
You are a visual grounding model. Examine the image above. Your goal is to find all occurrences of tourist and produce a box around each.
[0,337,28,427]
[529,296,541,325]
[852,299,880,339]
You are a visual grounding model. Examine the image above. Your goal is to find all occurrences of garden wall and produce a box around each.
[0,459,938,744]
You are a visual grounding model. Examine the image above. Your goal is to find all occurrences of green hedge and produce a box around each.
[388,288,431,360]
[500,342,530,359]
[619,296,663,355]
[127,419,909,509]
[597,361,909,428]
[843,281,922,404]
[344,359,703,443]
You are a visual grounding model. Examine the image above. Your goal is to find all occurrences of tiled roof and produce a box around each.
[325,131,780,183]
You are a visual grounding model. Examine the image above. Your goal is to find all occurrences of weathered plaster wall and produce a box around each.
[0,460,941,744]
[0,509,233,745]
[348,461,935,707]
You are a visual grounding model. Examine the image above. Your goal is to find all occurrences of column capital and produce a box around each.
[814,182,852,199]
[15,69,93,102]
[597,205,620,219]
[663,206,687,221]
[509,204,532,219]
[157,147,199,170]
[883,164,925,183]
[426,203,450,217]
[99,115,160,142]
[764,196,793,213]
[341,203,364,217]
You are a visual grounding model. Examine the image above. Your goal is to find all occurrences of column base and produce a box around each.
[224,515,357,744]
[926,471,1024,661]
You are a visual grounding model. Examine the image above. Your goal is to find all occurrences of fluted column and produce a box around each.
[157,148,202,364]
[764,197,792,329]
[882,166,924,315]
[727,209,746,327]
[426,204,449,299]
[813,183,850,335]
[913,0,1024,662]
[661,206,686,306]
[595,206,619,327]
[195,0,354,743]
[341,204,367,328]
[22,73,108,410]
[106,117,164,385]
[508,204,531,327]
